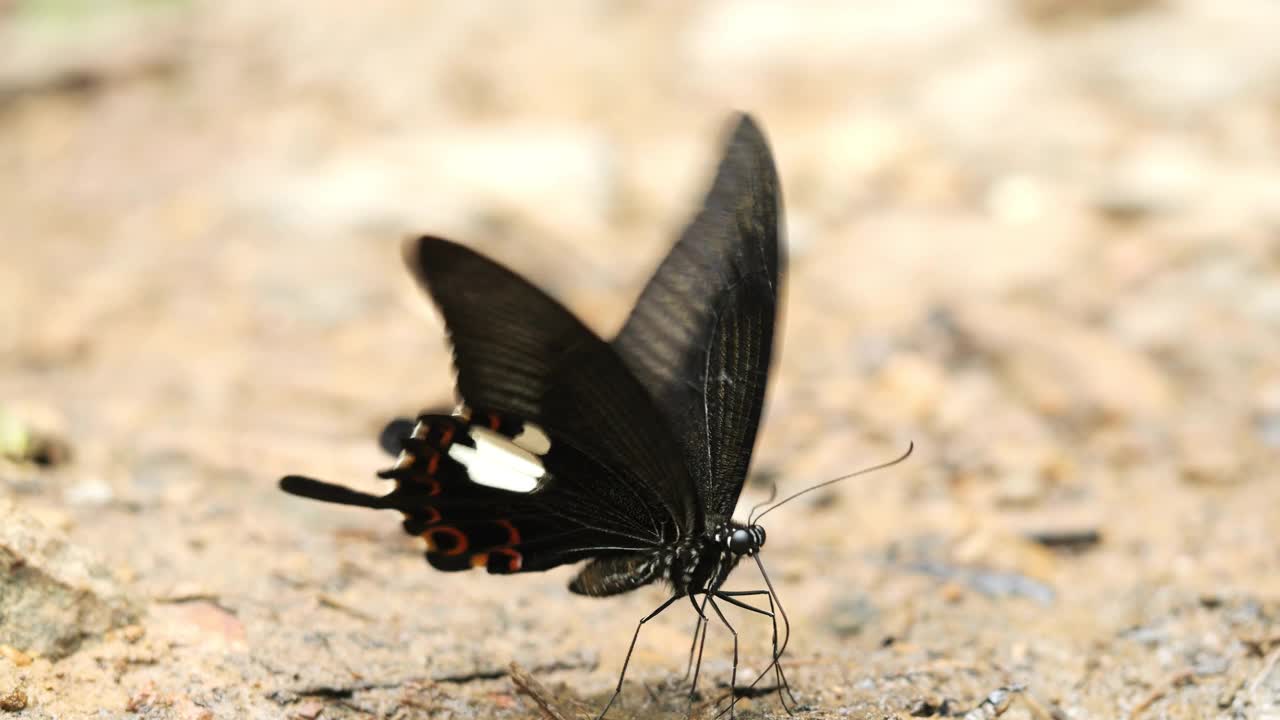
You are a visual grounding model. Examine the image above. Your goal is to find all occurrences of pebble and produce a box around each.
[0,645,31,667]
[0,410,31,463]
[1095,138,1205,221]
[176,697,215,720]
[939,581,966,604]
[0,688,25,712]
[1017,0,1161,25]
[121,625,145,644]
[162,601,246,648]
[62,478,114,507]
[0,499,137,659]
[995,470,1049,507]
[0,405,70,467]
[107,624,147,645]
[1177,420,1244,485]
[291,700,324,720]
[1253,380,1280,448]
[985,173,1048,225]
[827,593,881,637]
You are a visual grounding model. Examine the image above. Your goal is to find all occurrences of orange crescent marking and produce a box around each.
[470,553,490,568]
[426,479,442,496]
[421,506,441,525]
[439,424,454,447]
[426,452,440,476]
[425,526,468,556]
[488,413,501,431]
[496,519,521,546]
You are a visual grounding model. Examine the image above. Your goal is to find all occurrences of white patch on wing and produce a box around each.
[512,423,551,455]
[448,426,545,493]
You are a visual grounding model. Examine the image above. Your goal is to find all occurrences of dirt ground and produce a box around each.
[2,1,1279,718]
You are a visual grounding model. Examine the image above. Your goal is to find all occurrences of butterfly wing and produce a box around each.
[282,236,703,585]
[403,236,700,538]
[283,411,666,578]
[612,114,783,522]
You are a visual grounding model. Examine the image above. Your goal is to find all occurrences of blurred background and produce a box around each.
[1,1,1278,718]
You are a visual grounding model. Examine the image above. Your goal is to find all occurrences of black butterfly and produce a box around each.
[283,115,814,718]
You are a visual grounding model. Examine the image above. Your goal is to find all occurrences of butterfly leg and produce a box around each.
[597,593,683,720]
[709,591,785,717]
[705,596,739,720]
[687,593,712,706]
[725,590,797,704]
[684,613,706,680]
[717,590,798,711]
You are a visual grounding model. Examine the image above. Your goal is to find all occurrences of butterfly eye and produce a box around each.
[728,528,754,554]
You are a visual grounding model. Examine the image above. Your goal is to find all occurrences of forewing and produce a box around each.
[404,236,699,534]
[612,114,783,521]
[697,280,777,518]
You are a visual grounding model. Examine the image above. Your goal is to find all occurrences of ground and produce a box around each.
[1,1,1279,718]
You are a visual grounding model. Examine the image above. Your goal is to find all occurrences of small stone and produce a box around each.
[0,499,137,659]
[1017,0,1163,26]
[940,581,966,604]
[995,471,1048,507]
[121,625,145,644]
[0,645,31,667]
[1177,420,1244,485]
[0,406,71,467]
[953,528,1059,590]
[126,690,158,713]
[156,601,246,648]
[1094,137,1205,221]
[175,697,215,720]
[292,700,324,720]
[0,688,26,712]
[827,593,880,637]
[986,174,1047,225]
[62,478,114,507]
[0,410,32,463]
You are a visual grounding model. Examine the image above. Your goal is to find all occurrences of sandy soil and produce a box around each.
[2,1,1278,718]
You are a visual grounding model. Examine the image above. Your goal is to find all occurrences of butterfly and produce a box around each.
[280,115,854,718]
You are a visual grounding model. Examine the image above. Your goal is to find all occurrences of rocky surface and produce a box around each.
[2,0,1279,718]
[0,499,137,659]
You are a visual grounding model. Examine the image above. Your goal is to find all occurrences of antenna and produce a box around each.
[745,480,779,525]
[750,442,914,524]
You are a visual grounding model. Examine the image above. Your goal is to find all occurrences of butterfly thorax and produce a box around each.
[665,522,766,596]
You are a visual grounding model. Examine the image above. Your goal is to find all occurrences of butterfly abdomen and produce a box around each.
[569,552,664,596]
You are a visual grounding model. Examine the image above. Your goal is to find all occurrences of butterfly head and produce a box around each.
[718,523,766,557]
